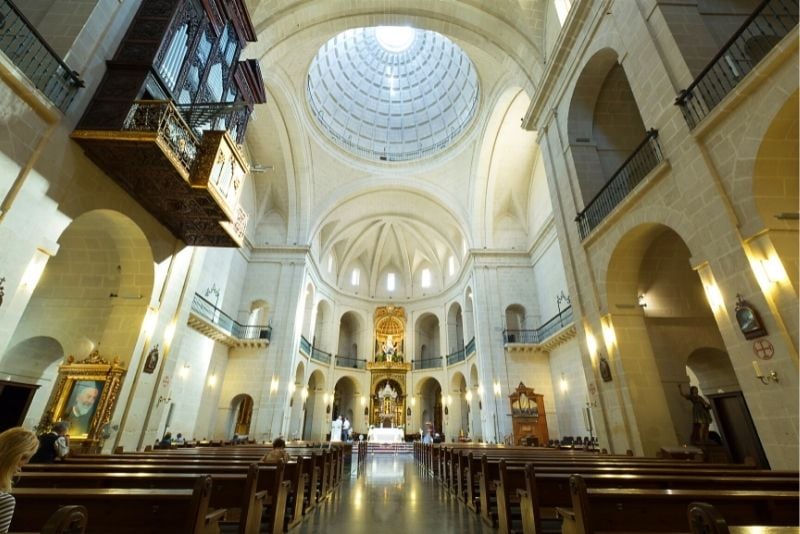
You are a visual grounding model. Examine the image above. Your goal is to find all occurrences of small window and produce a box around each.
[351,268,360,286]
[448,256,456,276]
[387,272,396,291]
[421,268,431,288]
[554,0,572,25]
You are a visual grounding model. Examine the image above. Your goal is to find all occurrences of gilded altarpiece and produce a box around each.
[38,350,127,452]
[366,306,410,429]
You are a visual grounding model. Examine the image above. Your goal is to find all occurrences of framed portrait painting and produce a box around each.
[39,349,126,451]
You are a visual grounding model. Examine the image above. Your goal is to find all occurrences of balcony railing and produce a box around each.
[123,100,200,175]
[446,347,466,366]
[413,357,442,370]
[311,347,331,365]
[190,293,271,341]
[465,337,476,357]
[575,130,662,240]
[299,335,311,356]
[335,356,367,369]
[675,0,798,129]
[504,306,574,345]
[0,0,84,111]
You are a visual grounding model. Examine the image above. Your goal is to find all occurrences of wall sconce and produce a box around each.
[601,323,616,347]
[157,394,171,408]
[637,294,647,308]
[207,374,217,387]
[465,391,473,403]
[752,360,779,385]
[323,392,330,404]
[760,256,787,284]
[703,282,724,311]
[269,376,279,394]
[301,386,309,400]
[360,395,366,407]
[493,381,501,397]
[585,331,598,359]
[559,373,568,393]
[163,321,177,346]
[477,384,484,397]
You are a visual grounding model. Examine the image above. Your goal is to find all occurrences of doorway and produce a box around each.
[709,392,769,468]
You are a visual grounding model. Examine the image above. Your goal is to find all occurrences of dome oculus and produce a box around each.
[307,27,479,162]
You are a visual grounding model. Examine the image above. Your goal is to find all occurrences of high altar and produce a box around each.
[366,306,410,432]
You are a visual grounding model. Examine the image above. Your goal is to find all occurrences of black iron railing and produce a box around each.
[465,337,476,356]
[0,0,84,111]
[413,357,442,370]
[575,130,662,240]
[675,0,798,129]
[504,306,574,345]
[446,347,465,365]
[335,356,366,369]
[191,293,271,341]
[299,335,311,356]
[311,347,331,365]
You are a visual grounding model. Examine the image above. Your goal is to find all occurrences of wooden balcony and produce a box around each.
[71,100,248,247]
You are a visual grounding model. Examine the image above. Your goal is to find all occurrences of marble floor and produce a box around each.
[293,454,496,533]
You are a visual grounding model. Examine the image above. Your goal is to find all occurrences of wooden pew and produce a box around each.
[10,476,224,534]
[687,502,800,534]
[558,475,799,534]
[23,462,289,534]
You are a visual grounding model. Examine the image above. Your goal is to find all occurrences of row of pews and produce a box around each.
[12,442,347,534]
[414,442,799,534]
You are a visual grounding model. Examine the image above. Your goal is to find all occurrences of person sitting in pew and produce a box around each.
[30,422,70,463]
[0,427,40,534]
[261,437,291,463]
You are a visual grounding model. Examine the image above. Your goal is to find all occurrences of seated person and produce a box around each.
[30,421,70,463]
[159,432,172,448]
[261,437,291,463]
[174,433,185,445]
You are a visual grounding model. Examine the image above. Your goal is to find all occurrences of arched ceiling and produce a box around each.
[242,1,554,299]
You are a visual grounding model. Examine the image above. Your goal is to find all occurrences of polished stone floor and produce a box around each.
[294,454,496,533]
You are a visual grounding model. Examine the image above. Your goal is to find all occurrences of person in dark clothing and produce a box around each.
[30,422,70,463]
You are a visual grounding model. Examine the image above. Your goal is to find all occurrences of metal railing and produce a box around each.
[675,0,798,129]
[575,130,662,240]
[310,347,331,365]
[335,355,367,369]
[123,100,200,174]
[465,337,476,357]
[413,357,442,370]
[299,335,311,356]
[503,306,574,345]
[191,293,271,341]
[0,0,84,111]
[446,347,466,366]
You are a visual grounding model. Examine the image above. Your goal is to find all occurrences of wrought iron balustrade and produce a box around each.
[299,335,311,356]
[0,0,84,111]
[311,347,331,365]
[504,306,574,345]
[675,0,798,129]
[465,337,476,356]
[335,356,366,369]
[413,357,442,370]
[446,347,466,365]
[123,100,200,174]
[190,293,271,341]
[177,101,250,142]
[575,130,662,240]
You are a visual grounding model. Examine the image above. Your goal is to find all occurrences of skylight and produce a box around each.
[375,26,415,52]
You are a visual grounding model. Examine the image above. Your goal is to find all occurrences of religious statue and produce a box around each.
[382,335,397,361]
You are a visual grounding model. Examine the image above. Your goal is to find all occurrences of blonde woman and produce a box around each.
[0,427,39,534]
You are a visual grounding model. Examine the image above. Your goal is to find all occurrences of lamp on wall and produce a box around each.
[493,381,502,443]
[637,294,647,308]
[752,360,779,385]
[559,373,568,394]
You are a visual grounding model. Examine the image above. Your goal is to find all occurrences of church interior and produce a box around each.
[0,0,797,532]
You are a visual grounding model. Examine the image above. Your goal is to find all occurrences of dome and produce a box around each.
[307,26,479,162]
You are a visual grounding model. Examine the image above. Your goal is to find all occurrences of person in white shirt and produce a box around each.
[342,418,351,441]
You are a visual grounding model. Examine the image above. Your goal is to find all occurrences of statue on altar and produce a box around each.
[373,306,405,363]
[382,335,397,360]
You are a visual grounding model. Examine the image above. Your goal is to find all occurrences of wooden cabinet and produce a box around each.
[509,382,548,446]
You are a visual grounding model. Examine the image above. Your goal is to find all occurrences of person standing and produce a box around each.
[678,384,713,443]
[0,427,40,533]
[330,416,343,443]
[30,422,70,463]
[342,417,351,442]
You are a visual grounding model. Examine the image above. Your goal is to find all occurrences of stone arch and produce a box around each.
[300,283,315,339]
[464,286,476,342]
[449,371,469,438]
[604,224,732,455]
[247,299,270,325]
[1,336,65,428]
[337,311,364,360]
[416,376,443,437]
[447,302,464,353]
[415,313,441,362]
[468,363,481,439]
[302,369,326,440]
[313,299,333,351]
[333,375,359,425]
[567,47,648,206]
[505,304,527,331]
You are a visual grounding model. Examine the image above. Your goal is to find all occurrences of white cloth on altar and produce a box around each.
[367,427,404,443]
[330,418,343,442]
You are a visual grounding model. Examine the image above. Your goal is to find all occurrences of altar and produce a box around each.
[367,427,404,443]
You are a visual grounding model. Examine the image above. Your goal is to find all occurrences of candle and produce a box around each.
[752,360,762,378]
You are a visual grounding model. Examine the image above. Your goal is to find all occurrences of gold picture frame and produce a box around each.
[38,349,126,452]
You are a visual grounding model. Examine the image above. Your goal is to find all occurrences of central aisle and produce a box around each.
[295,454,496,533]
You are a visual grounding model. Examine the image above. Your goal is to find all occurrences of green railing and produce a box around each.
[191,293,271,341]
[503,306,573,345]
[335,356,366,369]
